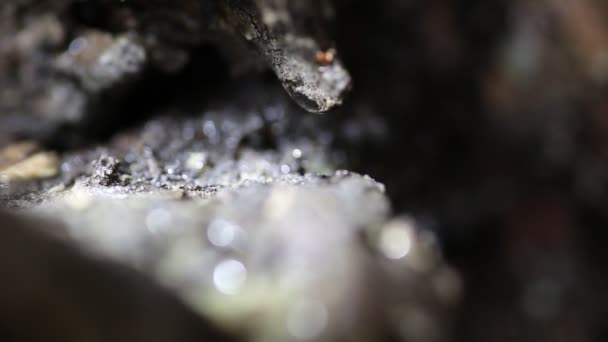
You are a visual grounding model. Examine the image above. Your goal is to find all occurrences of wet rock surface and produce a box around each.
[1,79,457,341]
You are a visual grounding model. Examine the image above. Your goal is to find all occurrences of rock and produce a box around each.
[0,0,350,134]
[0,210,240,342]
[0,83,458,341]
[0,141,40,169]
[0,3,465,340]
[55,31,147,93]
[219,0,352,112]
[0,152,59,183]
[27,170,455,341]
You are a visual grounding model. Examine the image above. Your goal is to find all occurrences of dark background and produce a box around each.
[334,1,606,341]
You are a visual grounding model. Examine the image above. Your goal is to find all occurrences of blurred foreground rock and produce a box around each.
[0,210,239,342]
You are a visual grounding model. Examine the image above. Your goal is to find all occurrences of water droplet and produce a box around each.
[292,149,303,159]
[280,164,291,174]
[186,152,207,170]
[207,219,238,247]
[379,220,413,259]
[286,299,328,340]
[244,30,255,41]
[213,259,247,295]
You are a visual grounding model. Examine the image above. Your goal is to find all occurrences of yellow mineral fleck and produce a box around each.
[0,152,60,183]
[0,141,40,169]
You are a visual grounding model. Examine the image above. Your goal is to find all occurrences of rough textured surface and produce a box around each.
[1,80,457,341]
[220,0,351,112]
[0,0,350,131]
